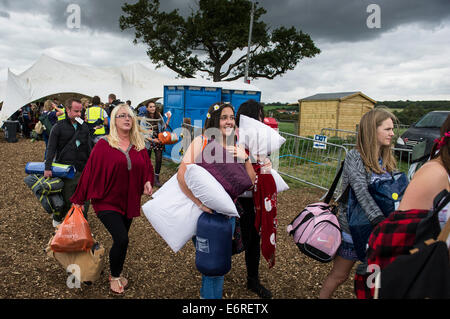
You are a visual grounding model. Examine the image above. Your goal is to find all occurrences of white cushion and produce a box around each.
[238,115,286,158]
[142,174,202,253]
[184,164,239,217]
[271,169,290,193]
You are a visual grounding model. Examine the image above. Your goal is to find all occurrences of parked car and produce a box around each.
[395,110,450,151]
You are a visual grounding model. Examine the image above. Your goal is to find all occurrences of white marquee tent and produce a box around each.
[0,54,173,123]
[0,54,261,123]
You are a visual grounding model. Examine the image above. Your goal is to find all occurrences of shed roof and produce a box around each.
[299,91,376,104]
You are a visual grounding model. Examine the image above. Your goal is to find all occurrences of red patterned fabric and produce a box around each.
[367,209,429,270]
[253,163,278,268]
[355,209,430,299]
[354,273,373,299]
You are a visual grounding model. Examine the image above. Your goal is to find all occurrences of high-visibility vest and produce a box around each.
[86,106,106,135]
[57,108,66,121]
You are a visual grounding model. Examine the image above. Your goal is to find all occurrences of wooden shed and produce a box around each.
[297,91,376,137]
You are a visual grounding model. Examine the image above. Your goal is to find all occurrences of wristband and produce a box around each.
[244,156,250,162]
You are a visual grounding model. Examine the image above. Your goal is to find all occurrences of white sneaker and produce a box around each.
[52,219,61,228]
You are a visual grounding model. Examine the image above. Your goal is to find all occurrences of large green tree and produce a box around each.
[119,0,320,82]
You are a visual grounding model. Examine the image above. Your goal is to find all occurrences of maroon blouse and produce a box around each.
[71,138,154,218]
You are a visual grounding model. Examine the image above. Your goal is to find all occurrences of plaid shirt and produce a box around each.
[367,209,430,270]
[352,209,430,299]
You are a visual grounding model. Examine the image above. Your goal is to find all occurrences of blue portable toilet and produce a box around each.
[162,79,261,162]
[221,82,262,110]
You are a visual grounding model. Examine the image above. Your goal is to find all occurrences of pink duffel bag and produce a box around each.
[287,202,341,263]
[286,161,344,263]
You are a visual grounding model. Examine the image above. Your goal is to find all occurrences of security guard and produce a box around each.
[57,109,66,121]
[54,98,66,121]
[85,95,109,142]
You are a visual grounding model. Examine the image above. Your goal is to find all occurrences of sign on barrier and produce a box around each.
[313,134,327,150]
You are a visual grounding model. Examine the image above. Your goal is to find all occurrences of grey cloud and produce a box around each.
[0,10,9,18]
[258,0,450,42]
[2,0,450,43]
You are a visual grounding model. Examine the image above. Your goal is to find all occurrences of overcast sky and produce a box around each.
[1,0,449,103]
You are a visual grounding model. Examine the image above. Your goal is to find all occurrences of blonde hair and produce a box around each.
[357,107,397,174]
[107,103,146,152]
[80,97,90,109]
[43,99,53,112]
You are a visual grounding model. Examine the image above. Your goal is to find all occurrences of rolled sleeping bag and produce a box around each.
[24,175,64,215]
[195,211,232,277]
[25,162,76,179]
[24,174,64,196]
[38,193,64,216]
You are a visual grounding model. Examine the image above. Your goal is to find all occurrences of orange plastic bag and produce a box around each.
[158,131,179,145]
[50,205,94,252]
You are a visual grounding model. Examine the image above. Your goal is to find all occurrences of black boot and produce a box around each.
[247,277,272,299]
[154,174,162,187]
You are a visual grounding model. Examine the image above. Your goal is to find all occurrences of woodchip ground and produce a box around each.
[0,132,356,299]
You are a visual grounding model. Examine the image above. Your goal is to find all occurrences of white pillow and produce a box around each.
[238,115,286,158]
[184,164,239,217]
[271,169,290,193]
[142,174,202,253]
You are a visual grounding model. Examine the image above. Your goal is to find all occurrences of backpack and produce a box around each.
[356,189,448,299]
[348,171,409,261]
[286,161,344,263]
[375,197,450,299]
[39,113,53,133]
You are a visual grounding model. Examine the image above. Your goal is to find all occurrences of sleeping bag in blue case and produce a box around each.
[195,211,232,276]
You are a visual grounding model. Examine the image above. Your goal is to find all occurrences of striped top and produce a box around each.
[337,149,386,234]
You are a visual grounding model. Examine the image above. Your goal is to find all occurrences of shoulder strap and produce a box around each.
[323,160,345,204]
[433,189,450,214]
[56,124,82,162]
[201,135,208,152]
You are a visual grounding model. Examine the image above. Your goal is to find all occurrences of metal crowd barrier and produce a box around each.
[277,131,348,197]
[174,125,412,198]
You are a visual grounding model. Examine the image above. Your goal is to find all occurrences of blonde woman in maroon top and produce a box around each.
[71,103,154,294]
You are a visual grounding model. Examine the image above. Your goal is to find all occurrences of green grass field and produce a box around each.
[278,121,296,134]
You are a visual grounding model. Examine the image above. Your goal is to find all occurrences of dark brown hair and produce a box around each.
[203,102,235,141]
[92,96,101,105]
[145,101,161,119]
[431,114,450,176]
[236,99,265,125]
[203,102,235,130]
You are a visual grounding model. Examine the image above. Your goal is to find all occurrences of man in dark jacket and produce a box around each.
[44,98,93,227]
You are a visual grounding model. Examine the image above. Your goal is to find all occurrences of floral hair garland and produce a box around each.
[206,103,233,120]
[434,131,450,150]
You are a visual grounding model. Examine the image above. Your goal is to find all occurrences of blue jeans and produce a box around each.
[200,216,235,299]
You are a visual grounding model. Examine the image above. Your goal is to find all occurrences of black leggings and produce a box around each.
[148,148,163,175]
[97,211,133,277]
[237,197,261,280]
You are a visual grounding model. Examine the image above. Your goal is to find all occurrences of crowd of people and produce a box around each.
[11,95,450,298]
